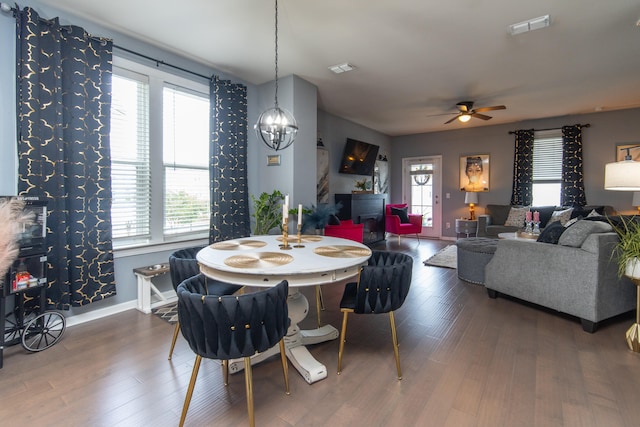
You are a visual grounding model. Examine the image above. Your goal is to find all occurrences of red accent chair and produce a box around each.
[385,203,423,244]
[324,219,364,243]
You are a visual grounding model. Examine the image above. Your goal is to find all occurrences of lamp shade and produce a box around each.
[464,192,478,204]
[604,160,640,191]
[632,192,640,207]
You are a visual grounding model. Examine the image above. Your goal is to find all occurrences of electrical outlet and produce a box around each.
[446,193,450,199]
[446,222,451,229]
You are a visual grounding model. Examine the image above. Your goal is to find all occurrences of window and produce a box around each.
[110,57,210,249]
[532,129,562,206]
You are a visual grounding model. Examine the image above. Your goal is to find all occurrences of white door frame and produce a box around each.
[402,155,442,239]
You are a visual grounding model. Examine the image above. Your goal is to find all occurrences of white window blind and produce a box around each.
[110,71,150,243]
[532,129,563,205]
[163,85,210,235]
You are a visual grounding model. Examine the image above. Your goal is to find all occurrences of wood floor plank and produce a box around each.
[2,238,640,426]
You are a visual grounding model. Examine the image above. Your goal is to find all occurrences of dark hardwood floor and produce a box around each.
[2,238,640,426]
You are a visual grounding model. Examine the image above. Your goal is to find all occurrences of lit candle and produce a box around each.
[525,211,532,222]
[533,211,540,223]
[298,204,303,224]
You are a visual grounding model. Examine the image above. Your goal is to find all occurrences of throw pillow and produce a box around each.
[328,214,341,226]
[558,220,613,248]
[390,206,410,223]
[547,208,573,226]
[536,222,566,244]
[504,206,530,227]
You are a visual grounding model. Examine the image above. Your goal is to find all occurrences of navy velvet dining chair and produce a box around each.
[167,246,242,360]
[337,250,413,380]
[177,275,290,427]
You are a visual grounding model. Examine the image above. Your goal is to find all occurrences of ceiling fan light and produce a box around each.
[458,114,471,123]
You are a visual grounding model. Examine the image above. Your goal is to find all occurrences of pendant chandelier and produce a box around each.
[254,0,298,151]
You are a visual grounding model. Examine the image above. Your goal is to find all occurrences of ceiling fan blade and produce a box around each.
[472,113,492,120]
[456,101,473,113]
[444,115,459,124]
[474,105,506,113]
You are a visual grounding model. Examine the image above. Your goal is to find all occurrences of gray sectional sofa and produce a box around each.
[484,222,636,332]
[477,204,615,237]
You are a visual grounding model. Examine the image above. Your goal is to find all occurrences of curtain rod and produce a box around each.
[1,3,213,82]
[508,123,590,134]
[113,45,213,81]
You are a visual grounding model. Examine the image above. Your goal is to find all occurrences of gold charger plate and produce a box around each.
[276,235,323,243]
[210,240,268,250]
[313,245,372,258]
[224,252,294,268]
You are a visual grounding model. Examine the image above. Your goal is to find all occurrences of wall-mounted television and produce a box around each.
[338,138,379,176]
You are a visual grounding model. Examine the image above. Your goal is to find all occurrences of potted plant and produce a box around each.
[611,216,640,279]
[251,190,284,235]
[300,202,342,234]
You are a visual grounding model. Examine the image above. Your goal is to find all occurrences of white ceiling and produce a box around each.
[39,0,640,136]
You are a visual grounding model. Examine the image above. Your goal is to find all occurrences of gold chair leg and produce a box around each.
[337,310,350,374]
[279,339,290,395]
[389,311,402,380]
[222,360,229,386]
[315,285,324,328]
[168,321,180,360]
[244,357,255,427]
[179,355,202,427]
[398,234,401,244]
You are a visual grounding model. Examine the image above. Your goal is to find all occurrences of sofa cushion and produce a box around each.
[570,205,606,219]
[485,204,513,225]
[548,208,573,226]
[558,220,613,248]
[504,206,530,227]
[536,221,566,244]
[390,206,410,223]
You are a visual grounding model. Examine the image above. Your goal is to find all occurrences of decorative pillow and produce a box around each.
[536,222,566,244]
[547,208,573,226]
[327,214,341,226]
[504,206,530,227]
[564,216,581,228]
[558,220,613,247]
[570,206,606,219]
[390,206,410,223]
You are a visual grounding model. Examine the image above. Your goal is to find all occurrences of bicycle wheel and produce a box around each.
[21,311,66,352]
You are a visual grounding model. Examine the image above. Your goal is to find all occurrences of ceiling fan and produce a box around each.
[444,101,506,124]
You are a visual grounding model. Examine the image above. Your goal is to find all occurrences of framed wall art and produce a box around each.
[459,154,490,192]
[615,144,640,161]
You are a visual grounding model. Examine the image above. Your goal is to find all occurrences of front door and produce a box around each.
[402,156,442,238]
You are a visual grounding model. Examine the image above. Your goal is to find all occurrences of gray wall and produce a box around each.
[391,108,640,238]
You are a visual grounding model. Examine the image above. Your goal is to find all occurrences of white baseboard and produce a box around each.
[64,289,176,328]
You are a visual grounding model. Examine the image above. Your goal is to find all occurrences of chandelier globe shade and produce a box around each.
[254,0,298,151]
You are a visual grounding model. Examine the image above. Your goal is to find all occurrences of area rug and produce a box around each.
[423,245,457,269]
[152,302,178,324]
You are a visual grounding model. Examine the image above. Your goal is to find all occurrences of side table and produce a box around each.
[455,219,478,238]
[133,263,170,313]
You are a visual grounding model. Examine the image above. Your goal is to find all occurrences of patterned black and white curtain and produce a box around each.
[16,7,116,309]
[560,125,587,206]
[209,76,250,242]
[509,129,534,206]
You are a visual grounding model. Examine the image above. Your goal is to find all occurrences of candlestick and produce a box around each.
[280,217,291,250]
[294,223,305,248]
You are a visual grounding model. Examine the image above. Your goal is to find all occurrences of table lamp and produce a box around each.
[464,192,478,220]
[633,192,640,214]
[604,145,640,191]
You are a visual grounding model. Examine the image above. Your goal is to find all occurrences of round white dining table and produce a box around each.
[197,234,372,384]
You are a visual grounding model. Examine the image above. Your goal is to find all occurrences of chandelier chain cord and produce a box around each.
[274,0,279,108]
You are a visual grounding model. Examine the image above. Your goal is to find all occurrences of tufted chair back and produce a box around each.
[169,246,205,292]
[352,251,413,314]
[177,275,289,360]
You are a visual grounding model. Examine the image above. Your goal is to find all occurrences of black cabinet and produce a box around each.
[335,193,386,244]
